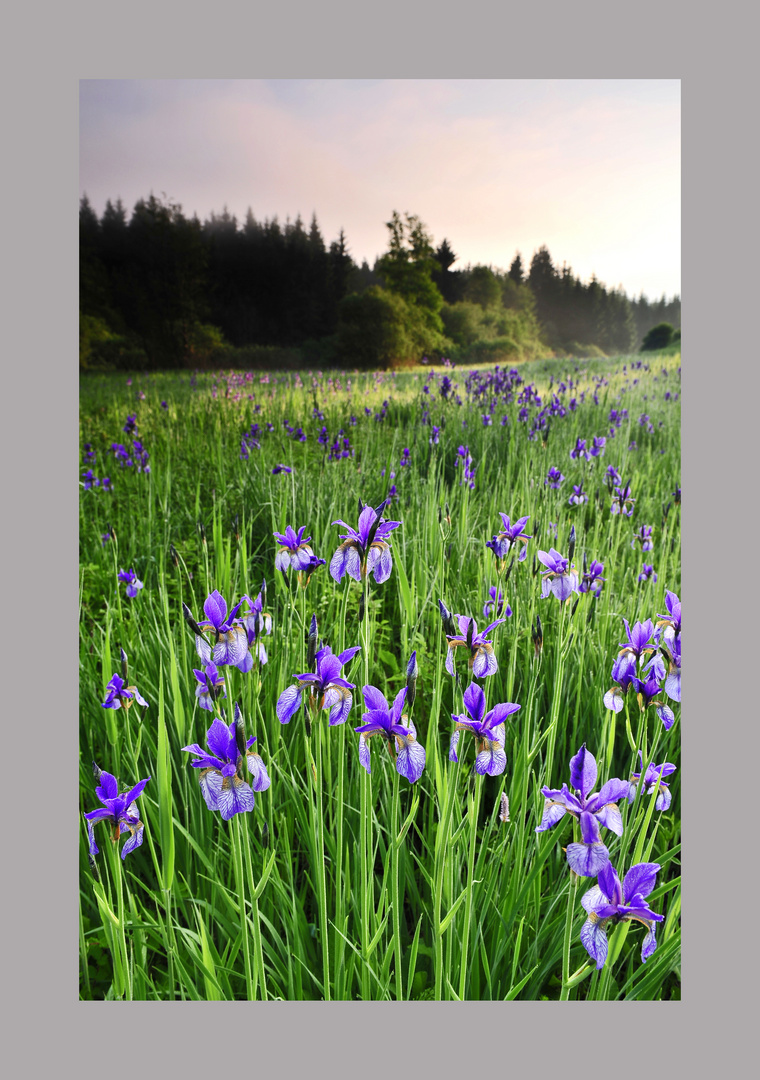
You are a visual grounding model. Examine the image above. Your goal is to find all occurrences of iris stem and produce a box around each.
[313,717,331,1000]
[458,771,482,1000]
[231,815,255,999]
[433,751,458,1000]
[559,823,580,1001]
[391,765,403,1001]
[241,816,268,1001]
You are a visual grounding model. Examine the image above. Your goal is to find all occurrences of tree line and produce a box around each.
[79,194,680,370]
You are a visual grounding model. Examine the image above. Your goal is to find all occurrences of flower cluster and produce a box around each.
[182,706,270,819]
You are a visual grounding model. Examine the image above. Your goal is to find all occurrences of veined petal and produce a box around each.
[358,733,372,773]
[274,549,291,572]
[472,643,498,677]
[218,775,255,819]
[580,884,606,915]
[579,810,602,844]
[589,777,630,809]
[203,590,227,629]
[86,819,99,856]
[603,687,625,713]
[475,743,506,776]
[567,841,610,877]
[449,729,461,762]
[327,687,353,726]
[535,801,567,833]
[120,821,144,858]
[622,862,660,902]
[276,684,303,724]
[657,704,675,730]
[580,915,609,968]
[570,744,597,800]
[207,717,233,760]
[396,739,425,784]
[463,682,485,723]
[640,922,659,962]
[96,772,119,803]
[236,649,254,674]
[199,768,223,810]
[245,751,271,792]
[372,543,393,584]
[362,685,389,712]
[213,625,249,667]
[596,803,624,836]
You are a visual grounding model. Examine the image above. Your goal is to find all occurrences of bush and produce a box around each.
[336,286,449,368]
[641,322,675,351]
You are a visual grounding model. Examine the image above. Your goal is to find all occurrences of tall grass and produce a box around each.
[79,354,681,1000]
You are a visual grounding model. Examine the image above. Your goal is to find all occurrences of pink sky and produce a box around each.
[80,79,680,299]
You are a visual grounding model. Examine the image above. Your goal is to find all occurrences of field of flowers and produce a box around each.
[79,353,681,1001]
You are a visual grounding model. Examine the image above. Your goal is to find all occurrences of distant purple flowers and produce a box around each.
[101,673,148,711]
[486,513,532,563]
[545,466,565,489]
[329,500,401,585]
[483,586,511,620]
[118,568,143,599]
[537,549,578,602]
[355,686,425,783]
[632,525,654,552]
[639,564,658,583]
[455,445,477,489]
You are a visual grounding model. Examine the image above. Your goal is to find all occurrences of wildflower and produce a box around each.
[329,500,401,584]
[535,743,629,876]
[84,768,150,859]
[273,525,317,573]
[588,436,606,457]
[117,568,143,599]
[181,709,270,819]
[610,484,635,516]
[486,513,532,563]
[193,656,227,712]
[430,426,440,445]
[545,466,565,488]
[455,445,477,489]
[660,635,681,702]
[632,525,654,552]
[578,559,605,595]
[438,598,457,637]
[603,652,638,713]
[161,401,168,409]
[276,644,361,726]
[537,548,579,602]
[483,586,511,620]
[101,673,148,710]
[568,484,588,506]
[355,686,425,783]
[580,862,664,968]
[619,619,658,663]
[272,464,292,474]
[605,465,622,488]
[570,438,589,461]
[656,590,681,645]
[632,672,675,730]
[448,682,520,776]
[195,590,248,667]
[628,752,676,811]
[445,615,505,677]
[639,564,658,583]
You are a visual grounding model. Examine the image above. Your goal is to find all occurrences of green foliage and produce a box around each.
[640,322,675,351]
[336,286,448,368]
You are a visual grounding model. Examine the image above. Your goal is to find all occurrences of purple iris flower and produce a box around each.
[272,464,293,474]
[656,591,681,645]
[485,513,532,563]
[445,615,505,677]
[568,484,588,506]
[273,525,317,573]
[535,744,629,876]
[619,619,658,663]
[101,673,148,711]
[448,682,520,776]
[632,673,675,730]
[329,500,402,584]
[610,484,635,516]
[537,549,579,602]
[660,635,681,702]
[193,659,227,712]
[545,466,565,488]
[276,644,361,726]
[578,560,605,595]
[355,686,425,783]
[588,436,606,457]
[570,438,589,461]
[628,752,676,811]
[483,586,511,620]
[631,525,654,552]
[117,568,143,599]
[580,861,664,968]
[181,710,270,819]
[603,652,638,713]
[605,465,622,487]
[84,769,150,859]
[638,564,658,583]
[196,590,248,667]
[430,426,440,445]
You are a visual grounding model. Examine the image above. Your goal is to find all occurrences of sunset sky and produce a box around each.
[80,79,680,300]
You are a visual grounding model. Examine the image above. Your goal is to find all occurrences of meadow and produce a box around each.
[79,352,681,1001]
